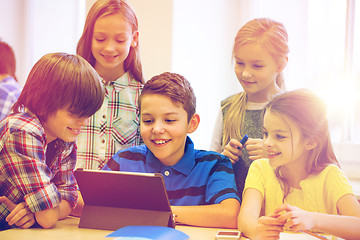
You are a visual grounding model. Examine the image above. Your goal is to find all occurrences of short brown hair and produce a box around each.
[12,53,105,122]
[140,72,196,122]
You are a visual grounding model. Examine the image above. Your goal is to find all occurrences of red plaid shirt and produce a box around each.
[76,72,143,170]
[0,109,78,229]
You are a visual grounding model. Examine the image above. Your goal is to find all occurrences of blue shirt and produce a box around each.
[0,76,22,121]
[103,137,240,206]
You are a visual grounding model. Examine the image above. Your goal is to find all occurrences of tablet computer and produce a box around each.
[74,169,175,231]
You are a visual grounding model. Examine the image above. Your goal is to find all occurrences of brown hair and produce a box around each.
[0,40,17,82]
[140,72,196,122]
[265,89,339,200]
[222,18,289,149]
[12,53,105,122]
[76,0,144,84]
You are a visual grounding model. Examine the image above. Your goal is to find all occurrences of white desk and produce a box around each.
[0,216,338,240]
[0,216,222,240]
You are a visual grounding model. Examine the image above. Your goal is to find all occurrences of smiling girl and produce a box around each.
[238,89,360,240]
[76,0,144,170]
[210,18,289,197]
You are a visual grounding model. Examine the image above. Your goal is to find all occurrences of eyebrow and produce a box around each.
[263,127,289,133]
[141,112,179,116]
[234,57,265,63]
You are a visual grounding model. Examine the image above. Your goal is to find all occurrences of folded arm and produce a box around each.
[171,198,240,228]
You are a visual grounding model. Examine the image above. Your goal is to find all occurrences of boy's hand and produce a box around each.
[246,138,267,161]
[0,196,35,229]
[253,214,284,240]
[274,204,314,232]
[221,139,243,164]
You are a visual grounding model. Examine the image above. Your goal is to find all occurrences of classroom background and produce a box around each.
[0,0,359,196]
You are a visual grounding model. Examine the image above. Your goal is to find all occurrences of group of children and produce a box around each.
[0,0,359,239]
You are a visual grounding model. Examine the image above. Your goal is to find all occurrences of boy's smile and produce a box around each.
[140,94,199,166]
[42,109,90,143]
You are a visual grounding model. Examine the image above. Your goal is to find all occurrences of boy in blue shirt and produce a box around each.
[102,72,240,228]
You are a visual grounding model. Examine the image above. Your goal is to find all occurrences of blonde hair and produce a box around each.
[221,18,289,149]
[77,0,144,84]
[265,89,339,200]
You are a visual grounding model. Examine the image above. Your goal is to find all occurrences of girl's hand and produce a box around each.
[221,139,243,164]
[274,204,315,232]
[0,196,36,229]
[253,214,284,240]
[246,138,267,161]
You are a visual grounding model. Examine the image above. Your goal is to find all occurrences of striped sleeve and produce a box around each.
[205,154,240,204]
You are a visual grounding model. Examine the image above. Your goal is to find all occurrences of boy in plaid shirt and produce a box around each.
[0,53,104,230]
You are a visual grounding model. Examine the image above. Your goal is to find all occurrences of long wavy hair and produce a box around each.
[265,89,339,200]
[76,0,144,84]
[221,18,289,149]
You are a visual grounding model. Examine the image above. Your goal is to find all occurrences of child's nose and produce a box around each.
[263,136,273,148]
[152,122,165,134]
[242,68,253,79]
[104,40,116,51]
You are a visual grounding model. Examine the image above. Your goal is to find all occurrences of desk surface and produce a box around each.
[0,216,337,240]
[0,216,222,240]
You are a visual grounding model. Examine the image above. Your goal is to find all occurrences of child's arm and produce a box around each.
[70,190,84,217]
[0,196,71,229]
[275,194,360,240]
[1,196,35,229]
[171,198,239,228]
[238,188,284,240]
[32,199,71,228]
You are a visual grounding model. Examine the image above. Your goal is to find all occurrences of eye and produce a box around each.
[263,130,268,138]
[141,119,153,124]
[165,119,176,123]
[253,64,264,69]
[95,37,105,42]
[236,61,245,66]
[276,134,286,140]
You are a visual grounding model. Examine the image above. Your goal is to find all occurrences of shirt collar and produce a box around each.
[103,72,130,92]
[145,136,195,176]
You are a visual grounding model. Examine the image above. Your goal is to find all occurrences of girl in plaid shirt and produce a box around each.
[75,0,144,170]
[0,53,104,230]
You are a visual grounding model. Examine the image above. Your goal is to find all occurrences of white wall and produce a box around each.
[0,0,85,85]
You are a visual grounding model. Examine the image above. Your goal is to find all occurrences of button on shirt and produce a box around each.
[103,137,240,206]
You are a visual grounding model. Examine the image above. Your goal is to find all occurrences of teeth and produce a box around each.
[154,140,169,144]
[268,152,280,156]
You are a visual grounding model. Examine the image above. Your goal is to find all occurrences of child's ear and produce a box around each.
[305,136,318,150]
[131,31,139,48]
[187,113,200,134]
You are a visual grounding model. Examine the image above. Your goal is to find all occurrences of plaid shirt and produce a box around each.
[76,72,143,170]
[0,109,78,230]
[0,76,22,121]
